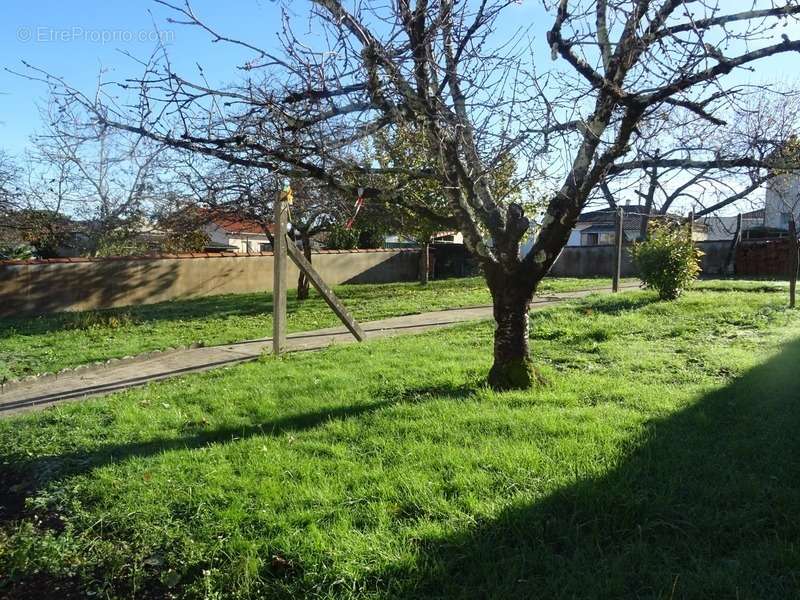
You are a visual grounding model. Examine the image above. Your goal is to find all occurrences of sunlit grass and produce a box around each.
[2,285,799,598]
[0,276,627,380]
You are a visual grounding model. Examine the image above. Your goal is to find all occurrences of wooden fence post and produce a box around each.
[789,218,798,309]
[285,240,366,341]
[272,184,289,354]
[724,213,743,275]
[613,206,624,292]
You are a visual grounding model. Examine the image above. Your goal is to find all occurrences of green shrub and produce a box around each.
[0,243,36,260]
[630,221,702,300]
[65,310,137,331]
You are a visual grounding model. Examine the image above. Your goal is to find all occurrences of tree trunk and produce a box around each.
[418,241,430,285]
[790,219,798,309]
[296,232,312,301]
[486,274,538,390]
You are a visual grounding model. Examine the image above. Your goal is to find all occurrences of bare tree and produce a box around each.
[0,151,19,212]
[288,180,350,299]
[24,0,800,388]
[166,157,350,299]
[596,91,800,233]
[27,99,168,255]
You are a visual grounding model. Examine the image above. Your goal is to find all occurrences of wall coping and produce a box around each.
[0,247,416,266]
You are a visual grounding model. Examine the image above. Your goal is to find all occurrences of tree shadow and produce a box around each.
[0,380,476,526]
[0,259,181,325]
[0,398,395,523]
[382,336,800,599]
[0,290,282,339]
[563,291,658,316]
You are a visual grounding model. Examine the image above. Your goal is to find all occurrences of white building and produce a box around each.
[201,212,274,253]
[700,209,765,241]
[764,174,800,230]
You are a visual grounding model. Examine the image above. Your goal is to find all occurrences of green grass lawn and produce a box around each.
[2,284,799,599]
[0,276,629,381]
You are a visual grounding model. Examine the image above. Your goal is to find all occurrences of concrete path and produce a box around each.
[0,284,638,416]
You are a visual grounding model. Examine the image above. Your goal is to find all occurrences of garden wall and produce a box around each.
[0,249,419,317]
[735,239,793,277]
[549,240,732,277]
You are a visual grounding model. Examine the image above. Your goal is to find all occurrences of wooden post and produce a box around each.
[687,209,695,241]
[285,238,366,341]
[724,213,743,275]
[272,185,289,354]
[613,206,624,292]
[419,241,430,285]
[789,218,798,309]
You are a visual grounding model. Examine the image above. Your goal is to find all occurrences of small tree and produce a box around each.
[630,221,701,301]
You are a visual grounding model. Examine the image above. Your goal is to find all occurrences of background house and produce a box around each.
[566,206,707,247]
[200,211,274,253]
[384,230,464,248]
[700,209,765,241]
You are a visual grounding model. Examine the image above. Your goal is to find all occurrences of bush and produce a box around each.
[65,310,137,331]
[325,224,360,250]
[630,221,702,300]
[0,244,36,260]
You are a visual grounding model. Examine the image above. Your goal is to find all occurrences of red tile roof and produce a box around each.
[198,209,274,235]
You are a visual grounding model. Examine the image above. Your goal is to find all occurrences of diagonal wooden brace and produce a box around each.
[285,235,367,342]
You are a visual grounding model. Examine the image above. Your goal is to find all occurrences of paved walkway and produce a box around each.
[0,284,638,416]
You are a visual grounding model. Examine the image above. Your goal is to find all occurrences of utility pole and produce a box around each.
[613,206,624,292]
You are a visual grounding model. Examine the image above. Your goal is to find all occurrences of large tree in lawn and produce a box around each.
[32,0,800,388]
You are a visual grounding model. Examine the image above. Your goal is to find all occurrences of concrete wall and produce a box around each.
[0,249,419,317]
[548,240,732,278]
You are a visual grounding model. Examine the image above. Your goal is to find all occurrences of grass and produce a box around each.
[1,283,799,599]
[0,276,630,381]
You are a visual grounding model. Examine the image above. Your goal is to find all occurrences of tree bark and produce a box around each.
[486,270,538,390]
[789,219,798,309]
[418,241,430,285]
[296,232,312,301]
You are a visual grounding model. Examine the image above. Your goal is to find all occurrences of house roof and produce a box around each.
[577,205,707,232]
[578,205,652,224]
[199,209,274,235]
[742,208,765,219]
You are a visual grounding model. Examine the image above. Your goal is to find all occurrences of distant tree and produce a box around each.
[287,180,351,299]
[0,151,20,216]
[374,126,451,284]
[25,99,168,255]
[169,159,350,299]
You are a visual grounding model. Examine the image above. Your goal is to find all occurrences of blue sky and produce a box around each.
[1,1,293,154]
[1,0,798,160]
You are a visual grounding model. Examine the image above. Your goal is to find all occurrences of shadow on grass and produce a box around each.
[693,283,789,294]
[565,291,658,316]
[381,337,800,599]
[0,398,393,523]
[0,380,477,525]
[0,292,282,339]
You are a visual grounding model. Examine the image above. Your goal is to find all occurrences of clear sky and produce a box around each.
[1,0,293,155]
[1,0,798,161]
